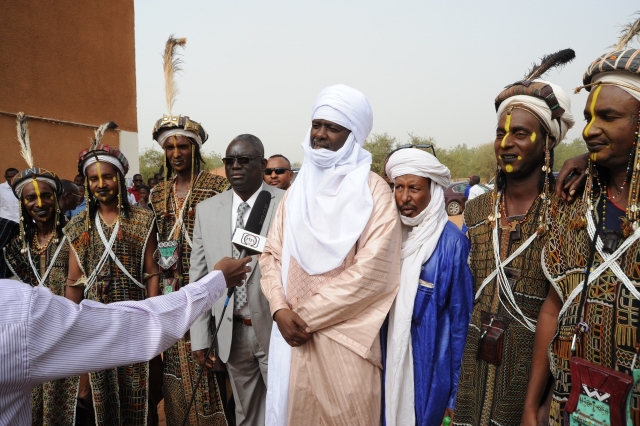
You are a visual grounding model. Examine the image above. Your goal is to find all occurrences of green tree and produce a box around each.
[553,137,587,172]
[363,133,397,176]
[139,148,164,182]
[291,161,302,168]
[203,151,223,170]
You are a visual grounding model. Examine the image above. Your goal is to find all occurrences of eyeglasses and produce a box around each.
[388,143,437,158]
[222,155,262,166]
[264,167,291,175]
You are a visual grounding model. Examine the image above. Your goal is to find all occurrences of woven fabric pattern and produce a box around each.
[543,197,640,425]
[583,49,640,86]
[454,192,549,426]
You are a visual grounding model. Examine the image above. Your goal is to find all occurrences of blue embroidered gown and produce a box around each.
[382,221,474,425]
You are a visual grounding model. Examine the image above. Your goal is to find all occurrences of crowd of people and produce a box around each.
[2,22,640,426]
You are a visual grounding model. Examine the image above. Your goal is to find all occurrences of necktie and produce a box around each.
[233,202,250,310]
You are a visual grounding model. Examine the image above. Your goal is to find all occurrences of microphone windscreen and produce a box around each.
[243,190,271,234]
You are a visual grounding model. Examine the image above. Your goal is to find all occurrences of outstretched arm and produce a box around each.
[24,270,226,386]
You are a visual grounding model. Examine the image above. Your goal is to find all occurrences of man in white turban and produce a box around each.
[453,52,576,425]
[382,148,473,426]
[260,84,402,426]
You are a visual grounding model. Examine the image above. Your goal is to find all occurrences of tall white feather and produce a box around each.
[15,112,34,169]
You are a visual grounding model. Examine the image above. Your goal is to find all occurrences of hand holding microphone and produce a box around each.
[214,256,252,288]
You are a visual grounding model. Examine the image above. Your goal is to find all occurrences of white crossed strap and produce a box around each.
[475,194,539,332]
[85,214,145,296]
[558,212,640,319]
[27,236,67,288]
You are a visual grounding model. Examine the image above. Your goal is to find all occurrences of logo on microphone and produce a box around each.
[241,232,259,248]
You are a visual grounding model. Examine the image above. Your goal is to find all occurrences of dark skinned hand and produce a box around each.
[214,256,252,288]
[273,308,312,347]
[555,153,589,203]
[193,349,217,370]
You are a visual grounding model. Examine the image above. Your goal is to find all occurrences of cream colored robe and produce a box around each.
[260,172,402,426]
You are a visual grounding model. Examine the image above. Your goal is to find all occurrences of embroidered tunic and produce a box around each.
[150,172,229,426]
[64,206,155,426]
[4,233,79,426]
[543,197,640,425]
[454,192,550,426]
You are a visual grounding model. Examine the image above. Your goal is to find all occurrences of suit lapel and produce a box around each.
[216,191,233,257]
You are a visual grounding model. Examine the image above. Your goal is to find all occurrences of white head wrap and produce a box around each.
[593,71,640,103]
[284,84,374,275]
[82,155,125,176]
[13,177,58,199]
[156,128,203,148]
[383,149,450,426]
[496,79,575,147]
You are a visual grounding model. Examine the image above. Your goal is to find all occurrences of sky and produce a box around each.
[134,0,640,163]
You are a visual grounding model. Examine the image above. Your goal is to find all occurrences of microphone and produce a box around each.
[226,190,272,298]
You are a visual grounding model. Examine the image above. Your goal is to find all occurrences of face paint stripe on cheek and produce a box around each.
[583,84,603,139]
[530,132,536,143]
[501,113,511,149]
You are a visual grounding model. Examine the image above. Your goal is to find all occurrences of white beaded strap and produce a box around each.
[26,236,67,288]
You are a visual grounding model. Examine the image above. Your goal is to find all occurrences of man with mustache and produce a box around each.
[190,134,283,426]
[382,147,473,426]
[3,113,78,425]
[260,84,401,426]
[453,51,575,426]
[527,21,640,424]
[64,122,162,426]
[264,154,294,190]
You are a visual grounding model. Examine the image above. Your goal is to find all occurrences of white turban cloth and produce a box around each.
[284,84,374,275]
[383,148,450,426]
[14,177,58,199]
[496,79,575,147]
[82,155,125,176]
[156,128,203,148]
[593,71,640,103]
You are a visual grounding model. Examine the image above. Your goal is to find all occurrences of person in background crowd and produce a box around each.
[73,174,85,186]
[454,50,575,426]
[191,134,283,426]
[382,147,473,426]
[0,167,20,222]
[261,84,401,426]
[148,177,156,189]
[149,36,231,425]
[59,179,83,220]
[64,122,162,425]
[136,185,152,209]
[68,184,87,218]
[466,175,484,202]
[264,154,294,190]
[3,113,78,425]
[128,173,143,202]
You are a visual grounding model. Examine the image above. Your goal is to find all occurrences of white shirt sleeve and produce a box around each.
[467,185,485,202]
[24,270,226,386]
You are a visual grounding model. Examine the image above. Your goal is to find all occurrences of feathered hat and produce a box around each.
[152,35,208,147]
[77,122,129,176]
[11,113,61,199]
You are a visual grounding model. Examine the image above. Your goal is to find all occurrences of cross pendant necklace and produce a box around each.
[500,194,524,242]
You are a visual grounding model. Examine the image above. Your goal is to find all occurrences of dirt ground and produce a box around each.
[157,214,464,425]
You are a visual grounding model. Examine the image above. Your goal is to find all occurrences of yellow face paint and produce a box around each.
[590,152,598,162]
[530,132,536,143]
[583,84,603,138]
[505,164,514,173]
[96,162,104,188]
[517,156,522,160]
[501,113,512,149]
[31,179,43,207]
[498,155,502,160]
[173,136,179,158]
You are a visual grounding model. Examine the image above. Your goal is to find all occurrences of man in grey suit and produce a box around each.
[190,134,284,426]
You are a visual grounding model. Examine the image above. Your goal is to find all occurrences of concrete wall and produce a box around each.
[0,0,138,180]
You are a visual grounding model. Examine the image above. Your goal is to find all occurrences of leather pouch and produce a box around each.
[564,357,634,426]
[478,311,510,366]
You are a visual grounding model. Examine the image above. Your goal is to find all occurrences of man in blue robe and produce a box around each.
[382,148,473,426]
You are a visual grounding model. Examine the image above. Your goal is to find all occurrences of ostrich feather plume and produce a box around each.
[15,112,34,169]
[163,35,187,116]
[525,48,576,81]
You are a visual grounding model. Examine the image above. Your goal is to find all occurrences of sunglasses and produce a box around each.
[264,167,291,175]
[388,143,437,158]
[222,155,262,166]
